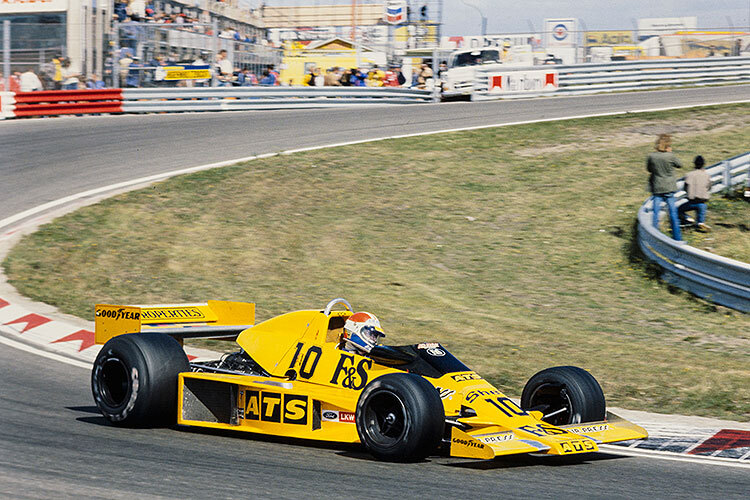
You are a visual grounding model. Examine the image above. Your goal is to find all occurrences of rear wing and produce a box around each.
[94,300,255,345]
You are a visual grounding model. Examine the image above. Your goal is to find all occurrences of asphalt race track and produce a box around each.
[1,87,750,499]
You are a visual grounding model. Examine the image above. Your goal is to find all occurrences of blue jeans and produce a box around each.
[652,193,682,240]
[678,200,707,224]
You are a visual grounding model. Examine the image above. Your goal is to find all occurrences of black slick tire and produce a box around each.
[91,333,189,427]
[355,373,444,462]
[520,366,605,425]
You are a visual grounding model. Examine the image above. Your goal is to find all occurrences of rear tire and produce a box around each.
[356,373,444,462]
[91,333,189,427]
[520,366,605,425]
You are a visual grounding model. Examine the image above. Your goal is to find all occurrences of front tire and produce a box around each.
[520,366,605,425]
[356,373,444,462]
[91,333,189,427]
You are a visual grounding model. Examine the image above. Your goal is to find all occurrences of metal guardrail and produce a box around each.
[473,56,750,100]
[0,87,434,118]
[121,86,434,112]
[637,152,750,312]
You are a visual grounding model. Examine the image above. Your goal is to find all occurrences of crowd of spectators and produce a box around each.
[113,0,267,46]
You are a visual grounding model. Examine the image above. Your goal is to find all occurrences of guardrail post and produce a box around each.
[722,161,732,195]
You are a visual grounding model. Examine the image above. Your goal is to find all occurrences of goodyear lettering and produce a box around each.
[452,437,485,449]
[95,308,141,320]
[450,372,482,382]
[519,423,570,437]
[560,439,596,454]
[466,388,503,403]
[329,353,372,390]
[140,307,205,320]
[243,390,308,425]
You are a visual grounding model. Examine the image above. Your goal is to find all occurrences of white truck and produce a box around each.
[441,45,534,98]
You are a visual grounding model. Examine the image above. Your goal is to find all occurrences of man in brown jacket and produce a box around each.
[678,155,712,232]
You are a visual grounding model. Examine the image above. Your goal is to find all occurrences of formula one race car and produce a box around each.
[91,298,647,462]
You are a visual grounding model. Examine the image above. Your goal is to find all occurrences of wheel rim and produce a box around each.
[363,390,408,447]
[99,357,130,408]
[527,383,575,425]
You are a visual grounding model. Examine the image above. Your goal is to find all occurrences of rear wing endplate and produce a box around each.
[94,300,255,345]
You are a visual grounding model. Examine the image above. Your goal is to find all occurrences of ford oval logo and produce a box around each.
[323,411,338,419]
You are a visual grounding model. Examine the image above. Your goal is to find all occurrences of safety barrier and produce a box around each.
[0,91,14,119]
[473,56,750,100]
[0,87,433,118]
[637,152,750,312]
[11,89,124,117]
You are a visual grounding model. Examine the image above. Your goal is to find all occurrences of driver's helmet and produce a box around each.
[343,312,385,353]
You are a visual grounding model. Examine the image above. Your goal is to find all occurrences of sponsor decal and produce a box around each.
[560,439,596,454]
[452,437,486,449]
[476,432,514,444]
[243,390,308,425]
[451,372,482,382]
[466,388,503,403]
[322,410,339,421]
[518,423,570,437]
[329,353,372,390]
[426,347,445,357]
[435,387,456,400]
[339,411,355,423]
[568,424,609,434]
[141,307,205,320]
[417,342,440,349]
[95,307,140,321]
[321,410,355,423]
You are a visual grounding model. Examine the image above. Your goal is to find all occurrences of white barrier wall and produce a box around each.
[0,91,15,119]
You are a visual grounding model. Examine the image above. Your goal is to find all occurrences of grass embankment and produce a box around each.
[4,104,749,420]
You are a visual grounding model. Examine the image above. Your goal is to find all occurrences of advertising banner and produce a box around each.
[0,0,67,14]
[384,0,407,25]
[156,65,211,81]
[544,19,577,48]
[585,31,634,47]
[488,70,558,94]
[637,17,698,39]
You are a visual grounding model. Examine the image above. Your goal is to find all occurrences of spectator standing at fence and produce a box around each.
[48,54,63,90]
[647,133,683,240]
[303,66,317,86]
[215,49,234,86]
[324,67,342,86]
[340,68,353,86]
[125,56,142,88]
[19,69,43,92]
[678,155,712,232]
[86,73,106,89]
[61,58,81,90]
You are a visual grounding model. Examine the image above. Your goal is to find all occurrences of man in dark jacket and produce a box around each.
[647,134,683,240]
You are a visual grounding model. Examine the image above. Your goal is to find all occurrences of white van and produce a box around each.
[441,45,534,98]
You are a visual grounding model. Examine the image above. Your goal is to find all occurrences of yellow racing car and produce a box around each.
[91,298,647,462]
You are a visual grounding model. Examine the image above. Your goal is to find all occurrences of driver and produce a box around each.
[341,312,385,354]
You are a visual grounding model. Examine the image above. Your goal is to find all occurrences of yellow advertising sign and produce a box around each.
[585,31,634,46]
[163,67,211,80]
